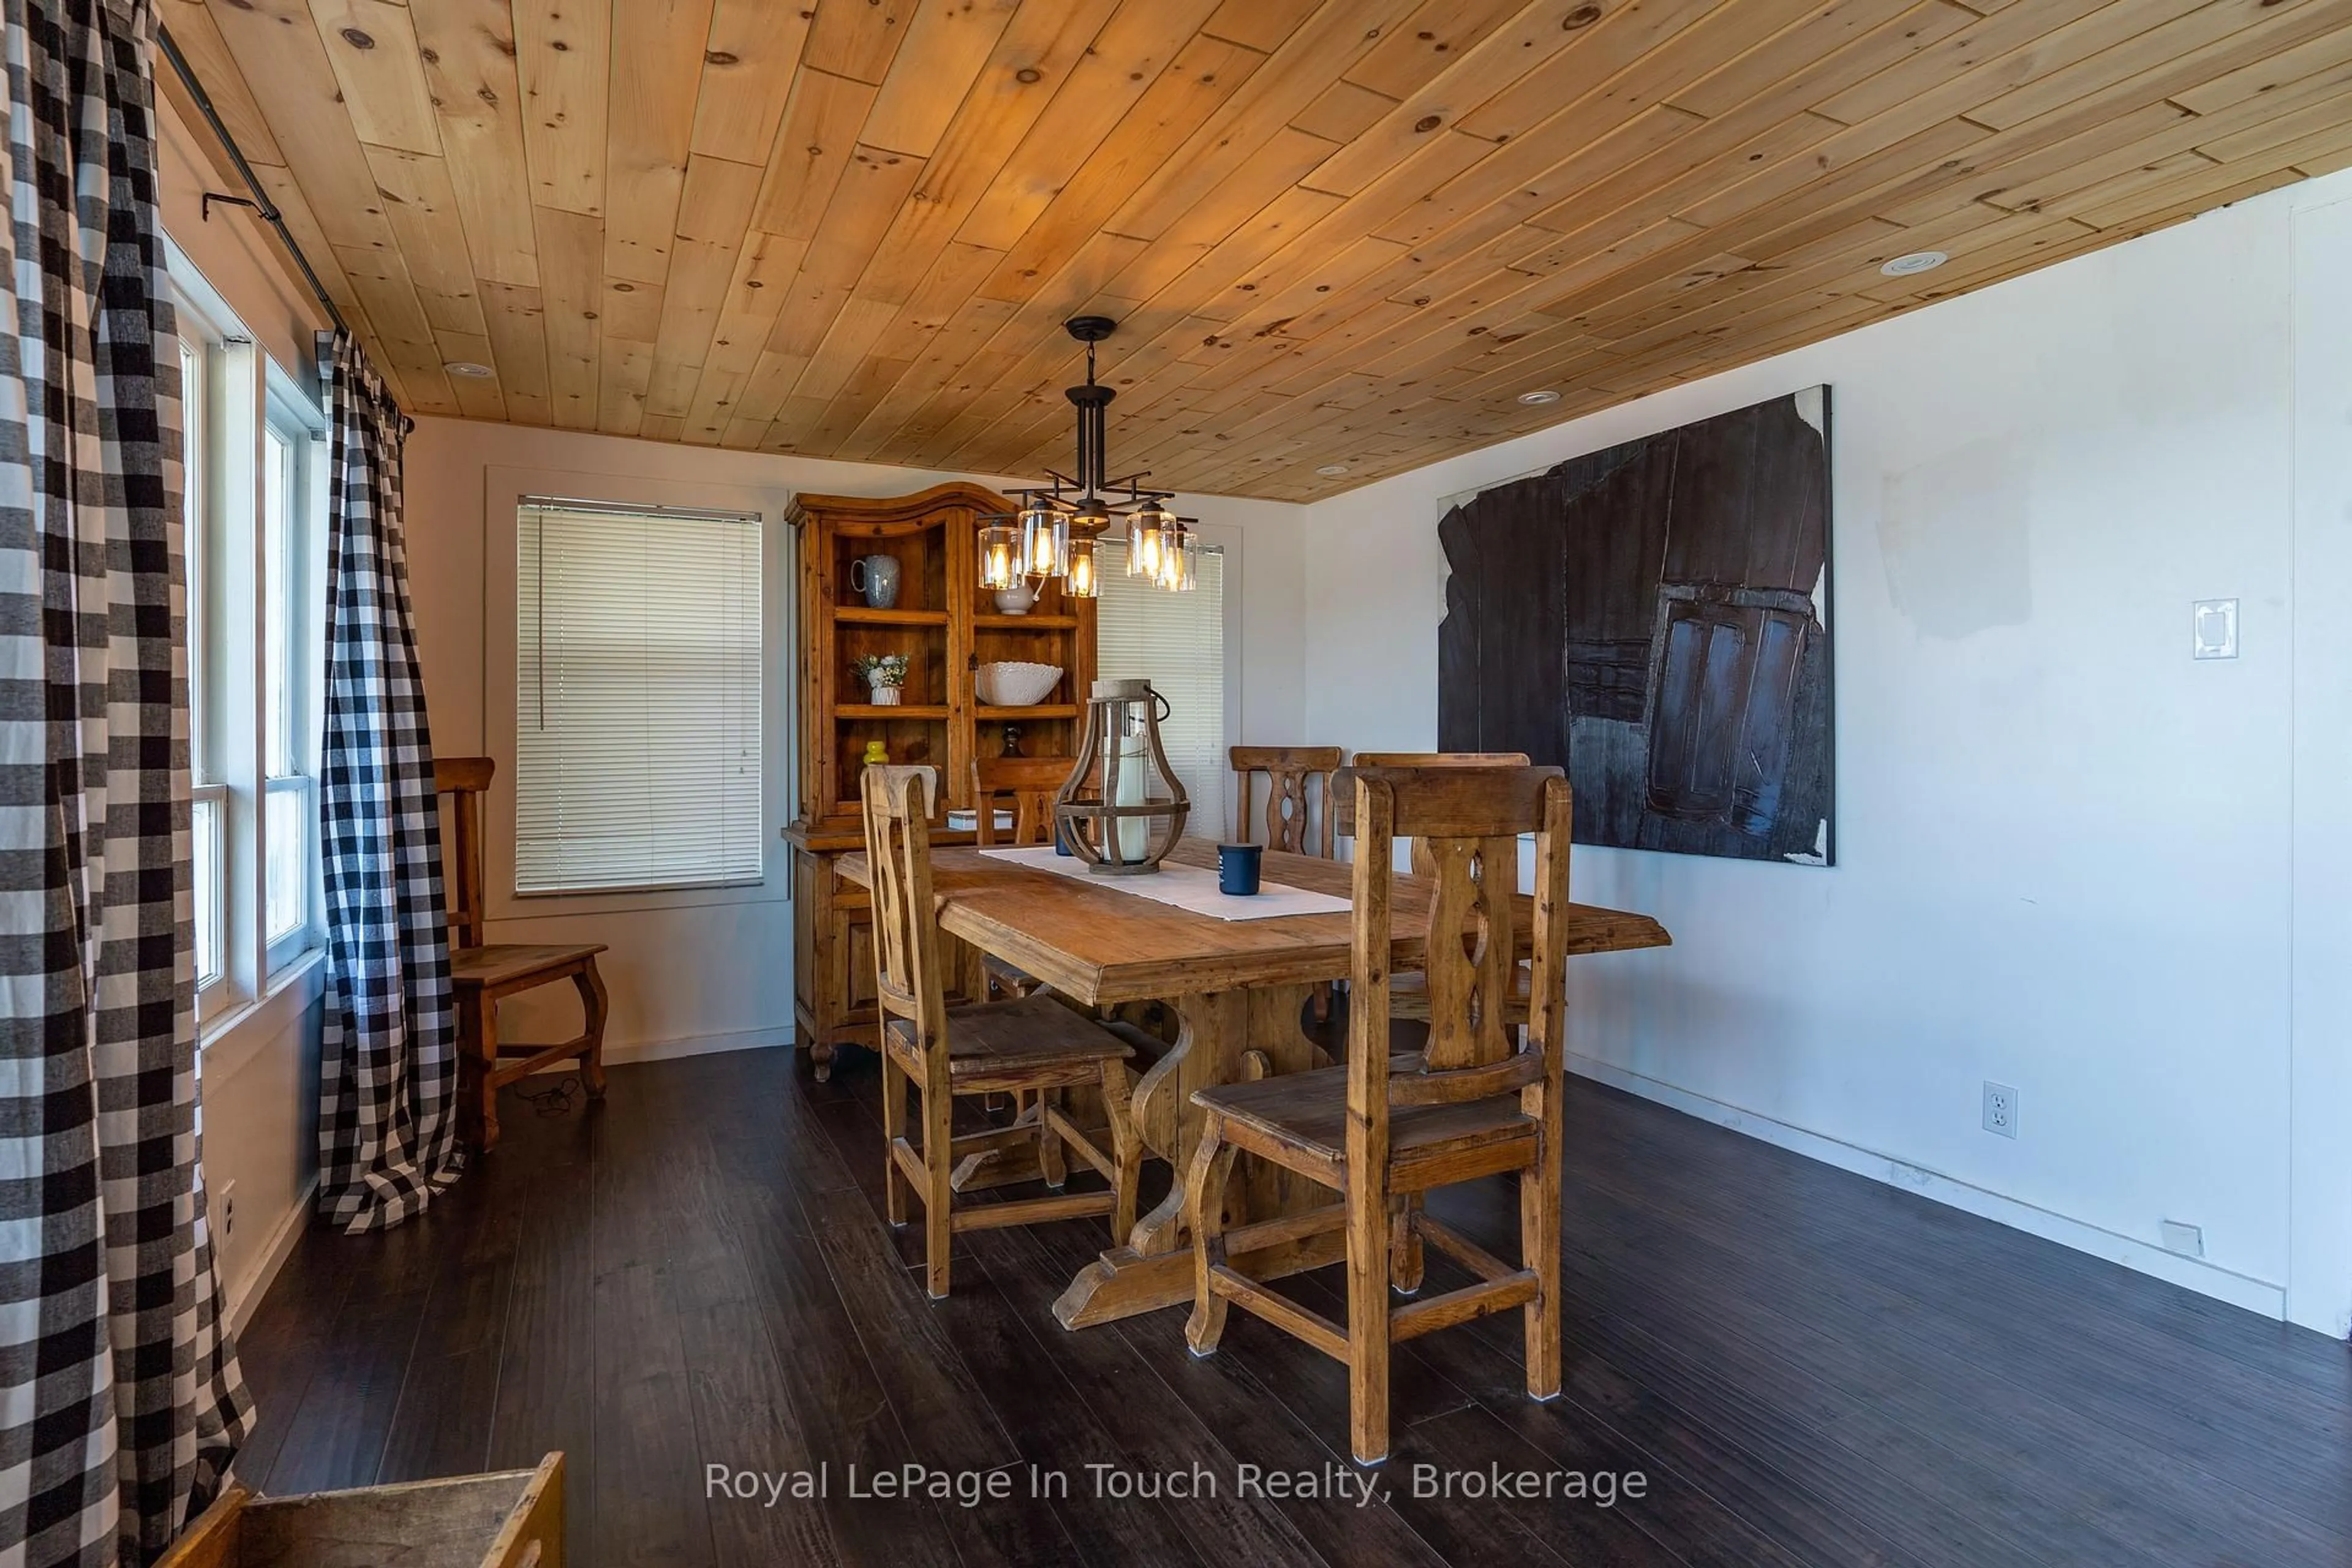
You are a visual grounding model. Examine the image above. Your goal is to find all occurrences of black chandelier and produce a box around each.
[978,316,1199,598]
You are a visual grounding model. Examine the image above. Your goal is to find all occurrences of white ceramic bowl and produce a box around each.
[976,661,1063,706]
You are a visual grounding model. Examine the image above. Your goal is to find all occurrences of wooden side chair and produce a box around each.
[864,765,1143,1298]
[970,755,1066,1001]
[1352,753,1536,1028]
[435,757,609,1153]
[1231,745,1344,858]
[1232,745,1345,1024]
[1183,763,1574,1465]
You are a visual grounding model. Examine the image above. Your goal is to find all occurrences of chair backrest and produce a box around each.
[971,755,1068,847]
[434,756,497,951]
[1230,745,1344,858]
[1341,764,1570,1128]
[861,765,947,1072]
[1344,753,1531,879]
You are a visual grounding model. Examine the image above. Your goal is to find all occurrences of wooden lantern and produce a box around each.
[1055,678,1189,875]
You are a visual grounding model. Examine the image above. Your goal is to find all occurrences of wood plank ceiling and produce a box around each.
[163,0,2352,500]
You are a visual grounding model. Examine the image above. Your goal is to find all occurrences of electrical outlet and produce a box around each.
[2160,1219,2204,1258]
[217,1181,236,1242]
[1981,1082,2018,1139]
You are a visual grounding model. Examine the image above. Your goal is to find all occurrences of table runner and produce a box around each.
[977,845,1352,921]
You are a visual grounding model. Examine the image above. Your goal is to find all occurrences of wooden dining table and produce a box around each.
[833,837,1672,1327]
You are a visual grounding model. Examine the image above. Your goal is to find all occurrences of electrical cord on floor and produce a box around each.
[514,1074,584,1117]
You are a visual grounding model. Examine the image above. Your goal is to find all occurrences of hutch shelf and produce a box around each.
[786,483,1097,1080]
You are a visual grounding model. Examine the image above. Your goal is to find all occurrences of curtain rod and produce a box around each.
[155,24,350,336]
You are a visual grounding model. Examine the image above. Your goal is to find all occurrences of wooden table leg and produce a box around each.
[1052,982,1343,1329]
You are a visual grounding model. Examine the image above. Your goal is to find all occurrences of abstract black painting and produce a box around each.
[1437,388,1833,865]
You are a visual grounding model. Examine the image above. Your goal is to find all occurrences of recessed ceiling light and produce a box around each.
[1315,463,1350,477]
[1517,389,1561,405]
[1879,250,1948,277]
[445,360,494,379]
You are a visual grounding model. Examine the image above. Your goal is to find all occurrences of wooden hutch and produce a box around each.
[787,483,1096,1080]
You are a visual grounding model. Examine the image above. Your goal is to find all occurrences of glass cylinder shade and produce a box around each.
[978,523,1019,591]
[1053,679,1189,875]
[1019,505,1068,579]
[1153,521,1195,591]
[1065,535,1101,598]
[1126,504,1171,578]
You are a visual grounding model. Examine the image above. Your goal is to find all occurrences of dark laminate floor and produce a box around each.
[232,1045,2352,1567]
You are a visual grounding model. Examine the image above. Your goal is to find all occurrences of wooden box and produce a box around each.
[159,1453,564,1568]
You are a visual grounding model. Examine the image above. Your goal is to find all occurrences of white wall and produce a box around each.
[402,418,1305,1063]
[1298,164,2352,1333]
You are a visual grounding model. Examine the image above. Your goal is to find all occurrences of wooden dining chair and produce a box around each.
[435,757,609,1153]
[1351,753,1536,1028]
[864,764,1143,1298]
[970,755,1068,1000]
[1183,763,1572,1465]
[1231,745,1344,858]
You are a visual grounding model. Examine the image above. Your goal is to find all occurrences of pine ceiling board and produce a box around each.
[1966,0,2350,131]
[728,346,815,431]
[597,276,665,344]
[690,0,815,163]
[203,0,399,252]
[679,229,810,418]
[2176,20,2352,111]
[1101,0,1421,243]
[850,0,1123,309]
[480,281,552,424]
[361,145,489,338]
[1667,0,1948,121]
[410,0,540,289]
[333,240,460,412]
[602,0,715,285]
[1447,0,1784,150]
[1344,0,1539,102]
[513,0,609,217]
[309,0,443,156]
[1198,0,1325,55]
[598,336,655,431]
[952,0,1225,253]
[823,238,1006,455]
[804,0,915,85]
[162,0,283,161]
[1292,78,1399,144]
[972,31,1266,300]
[791,295,903,402]
[531,204,603,429]
[1809,0,2171,127]
[1109,145,1344,304]
[748,69,881,240]
[644,154,764,417]
[862,0,1025,159]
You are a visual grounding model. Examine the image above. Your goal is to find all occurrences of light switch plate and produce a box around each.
[2193,598,2239,660]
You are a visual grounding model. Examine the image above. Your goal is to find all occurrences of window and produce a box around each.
[175,252,327,1026]
[514,499,763,895]
[262,409,319,959]
[1097,538,1227,831]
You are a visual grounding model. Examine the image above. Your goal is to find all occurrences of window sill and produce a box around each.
[198,947,326,1085]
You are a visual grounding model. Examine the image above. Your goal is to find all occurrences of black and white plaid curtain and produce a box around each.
[314,330,459,1233]
[0,0,251,1560]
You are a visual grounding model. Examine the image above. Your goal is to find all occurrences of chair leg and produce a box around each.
[573,961,609,1099]
[1096,1060,1141,1243]
[1036,1088,1068,1189]
[1183,1120,1239,1357]
[881,1047,911,1227]
[1390,1193,1425,1295]
[473,997,503,1154]
[922,1075,955,1300]
[1348,1177,1393,1465]
[1523,1101,1562,1402]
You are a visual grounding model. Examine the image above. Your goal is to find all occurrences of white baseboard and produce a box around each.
[537,1022,797,1070]
[1568,1052,2289,1321]
[228,1172,317,1338]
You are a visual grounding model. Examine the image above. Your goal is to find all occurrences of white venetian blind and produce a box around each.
[1096,539,1227,835]
[515,499,763,894]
